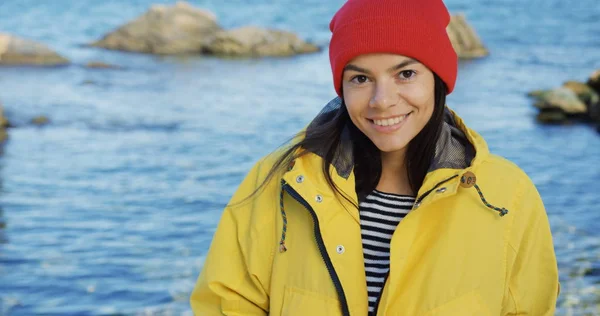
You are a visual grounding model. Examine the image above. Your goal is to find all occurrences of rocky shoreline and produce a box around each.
[528,70,600,132]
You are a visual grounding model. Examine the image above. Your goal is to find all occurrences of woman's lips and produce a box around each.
[369,112,412,133]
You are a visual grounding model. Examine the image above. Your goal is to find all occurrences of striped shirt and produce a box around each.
[360,189,415,315]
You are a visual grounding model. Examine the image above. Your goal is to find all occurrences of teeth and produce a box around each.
[373,114,408,127]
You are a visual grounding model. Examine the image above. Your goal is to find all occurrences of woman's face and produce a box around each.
[342,53,436,155]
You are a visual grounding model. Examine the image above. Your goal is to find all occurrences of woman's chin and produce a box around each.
[373,141,409,154]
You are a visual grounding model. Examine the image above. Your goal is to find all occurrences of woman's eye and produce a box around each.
[399,70,416,80]
[351,75,369,84]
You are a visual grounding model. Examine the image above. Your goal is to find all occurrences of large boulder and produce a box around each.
[528,72,600,129]
[0,33,69,66]
[447,14,488,59]
[90,1,222,55]
[531,87,588,115]
[203,26,320,57]
[90,2,319,57]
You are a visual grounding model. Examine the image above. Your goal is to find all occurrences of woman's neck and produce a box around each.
[376,149,414,196]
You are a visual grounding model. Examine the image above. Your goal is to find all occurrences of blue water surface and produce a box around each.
[0,0,599,315]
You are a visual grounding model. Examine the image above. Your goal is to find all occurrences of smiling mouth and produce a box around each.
[369,112,412,127]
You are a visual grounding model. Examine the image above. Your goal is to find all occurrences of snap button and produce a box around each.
[460,171,476,188]
[436,187,447,193]
[315,195,323,203]
[336,245,345,254]
[296,175,304,183]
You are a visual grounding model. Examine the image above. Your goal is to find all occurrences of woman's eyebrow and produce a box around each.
[343,64,371,74]
[386,59,419,73]
[343,58,419,75]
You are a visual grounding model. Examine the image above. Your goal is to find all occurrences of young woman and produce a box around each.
[190,0,560,315]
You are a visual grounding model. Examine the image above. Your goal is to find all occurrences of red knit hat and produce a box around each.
[329,0,458,96]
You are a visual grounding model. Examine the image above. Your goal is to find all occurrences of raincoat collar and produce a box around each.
[278,98,506,251]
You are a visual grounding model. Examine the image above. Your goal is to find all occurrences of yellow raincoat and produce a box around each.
[191,99,559,315]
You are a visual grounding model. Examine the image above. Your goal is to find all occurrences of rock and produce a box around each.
[81,79,97,85]
[0,129,7,144]
[0,33,70,66]
[203,26,320,57]
[563,81,600,123]
[536,111,568,124]
[90,2,318,58]
[587,69,600,95]
[85,61,121,69]
[563,81,599,107]
[531,87,588,115]
[447,14,488,59]
[0,103,9,129]
[31,116,50,126]
[90,1,222,55]
[0,103,8,143]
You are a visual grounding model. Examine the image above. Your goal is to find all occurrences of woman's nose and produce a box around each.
[369,80,398,109]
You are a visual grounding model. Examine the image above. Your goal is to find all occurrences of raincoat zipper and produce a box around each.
[283,182,351,316]
[371,174,459,314]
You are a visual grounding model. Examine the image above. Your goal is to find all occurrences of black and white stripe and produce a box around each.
[360,190,415,314]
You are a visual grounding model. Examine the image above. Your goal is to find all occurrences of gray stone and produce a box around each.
[0,33,69,66]
[31,116,50,126]
[562,81,600,122]
[531,87,587,115]
[447,14,488,59]
[0,102,8,143]
[203,26,320,57]
[90,1,222,55]
[86,61,121,69]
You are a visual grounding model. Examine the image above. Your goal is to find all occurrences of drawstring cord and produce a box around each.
[279,161,295,253]
[473,184,509,217]
[279,183,288,253]
[460,172,509,217]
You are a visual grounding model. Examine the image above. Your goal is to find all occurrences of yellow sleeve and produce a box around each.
[505,180,560,315]
[190,161,276,315]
